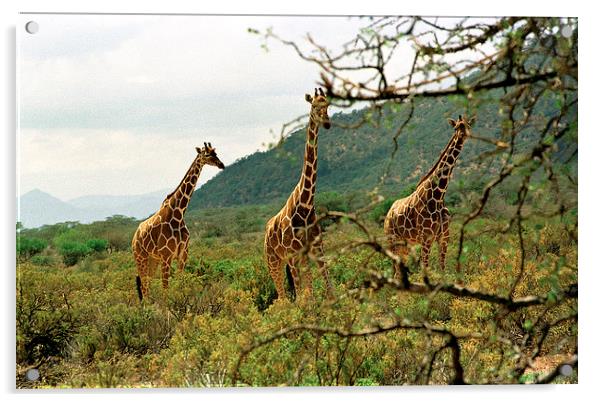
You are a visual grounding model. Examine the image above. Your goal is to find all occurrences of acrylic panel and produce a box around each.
[16,14,578,388]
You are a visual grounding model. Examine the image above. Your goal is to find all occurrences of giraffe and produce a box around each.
[384,115,475,281]
[264,88,334,301]
[132,143,225,299]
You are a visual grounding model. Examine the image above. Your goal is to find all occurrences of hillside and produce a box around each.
[189,93,576,210]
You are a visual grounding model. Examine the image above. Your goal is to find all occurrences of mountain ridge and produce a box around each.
[18,188,169,228]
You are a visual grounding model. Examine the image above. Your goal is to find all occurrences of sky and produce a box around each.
[17,14,499,201]
[17,14,370,200]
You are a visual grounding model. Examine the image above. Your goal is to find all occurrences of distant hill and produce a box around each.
[18,189,169,228]
[189,94,576,210]
[18,189,87,229]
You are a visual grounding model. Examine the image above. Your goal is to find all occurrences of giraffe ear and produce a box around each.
[468,116,477,126]
[447,118,456,127]
[196,147,202,153]
[305,94,313,103]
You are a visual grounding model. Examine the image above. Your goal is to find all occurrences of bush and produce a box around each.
[17,236,47,258]
[30,254,55,266]
[86,238,108,252]
[16,265,81,365]
[369,197,395,223]
[58,241,91,266]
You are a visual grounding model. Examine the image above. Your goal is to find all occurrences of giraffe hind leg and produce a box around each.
[135,255,150,300]
[267,250,286,300]
[285,259,299,301]
[160,257,173,290]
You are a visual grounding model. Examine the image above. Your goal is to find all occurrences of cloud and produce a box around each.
[18,127,266,200]
[18,14,367,199]
[18,15,497,199]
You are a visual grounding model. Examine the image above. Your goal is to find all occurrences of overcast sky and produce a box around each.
[17,14,372,200]
[17,14,499,201]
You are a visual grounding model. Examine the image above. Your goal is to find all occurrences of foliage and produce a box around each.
[16,209,576,387]
[17,236,47,258]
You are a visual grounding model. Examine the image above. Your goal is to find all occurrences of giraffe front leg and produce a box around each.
[178,237,189,274]
[438,217,450,271]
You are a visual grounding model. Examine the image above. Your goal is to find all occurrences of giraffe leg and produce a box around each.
[148,256,158,279]
[287,255,303,299]
[135,255,150,299]
[389,240,410,288]
[178,237,189,274]
[266,248,286,300]
[160,257,173,290]
[438,217,450,270]
[420,237,434,284]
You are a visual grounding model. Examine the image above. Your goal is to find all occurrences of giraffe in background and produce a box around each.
[384,115,475,281]
[264,88,334,301]
[132,143,225,299]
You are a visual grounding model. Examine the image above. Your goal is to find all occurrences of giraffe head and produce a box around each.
[447,114,476,138]
[305,88,331,129]
[195,142,225,169]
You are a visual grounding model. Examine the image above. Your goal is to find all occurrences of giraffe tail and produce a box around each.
[136,276,143,301]
[285,264,296,301]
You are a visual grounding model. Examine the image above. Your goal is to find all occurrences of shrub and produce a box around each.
[17,236,47,258]
[16,265,81,365]
[58,241,91,266]
[86,238,109,252]
[369,197,395,223]
[30,254,55,266]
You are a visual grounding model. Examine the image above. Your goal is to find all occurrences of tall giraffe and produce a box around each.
[132,143,225,299]
[264,88,333,301]
[384,115,475,280]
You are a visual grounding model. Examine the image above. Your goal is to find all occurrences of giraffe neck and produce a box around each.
[294,116,320,207]
[418,131,467,200]
[162,155,204,216]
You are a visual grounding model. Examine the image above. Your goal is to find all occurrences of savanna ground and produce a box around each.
[16,194,577,388]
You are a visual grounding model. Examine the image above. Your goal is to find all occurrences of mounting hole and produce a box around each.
[559,364,573,377]
[25,21,39,34]
[25,368,40,382]
[560,25,572,38]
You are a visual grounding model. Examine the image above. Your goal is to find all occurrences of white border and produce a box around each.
[2,1,596,402]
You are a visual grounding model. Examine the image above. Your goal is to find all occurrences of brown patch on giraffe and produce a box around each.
[427,198,437,212]
[306,148,316,164]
